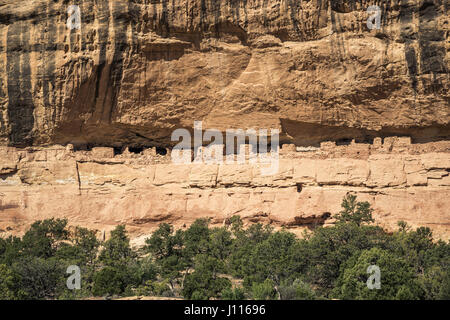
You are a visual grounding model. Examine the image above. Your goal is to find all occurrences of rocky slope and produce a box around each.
[0,0,448,239]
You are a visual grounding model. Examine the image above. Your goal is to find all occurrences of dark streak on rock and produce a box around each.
[418,1,446,93]
[128,0,140,53]
[7,21,34,146]
[106,0,128,122]
[0,25,6,133]
[399,0,418,92]
[91,0,110,115]
[210,0,221,36]
[42,0,56,124]
[162,0,170,35]
[287,0,301,40]
[200,0,207,32]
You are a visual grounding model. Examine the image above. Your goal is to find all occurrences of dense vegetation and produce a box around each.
[0,194,449,300]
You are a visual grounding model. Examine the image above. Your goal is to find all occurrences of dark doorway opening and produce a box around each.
[156,147,167,156]
[129,146,144,154]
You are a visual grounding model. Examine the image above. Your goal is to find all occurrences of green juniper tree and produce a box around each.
[335,194,375,226]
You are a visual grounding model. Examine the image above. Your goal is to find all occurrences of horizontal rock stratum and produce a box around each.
[0,139,449,240]
[0,0,448,239]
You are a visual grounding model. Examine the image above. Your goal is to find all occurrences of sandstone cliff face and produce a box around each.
[0,139,449,241]
[0,0,448,147]
[0,1,449,240]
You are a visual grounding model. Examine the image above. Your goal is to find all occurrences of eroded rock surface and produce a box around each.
[0,139,449,240]
[0,0,448,147]
[0,1,449,239]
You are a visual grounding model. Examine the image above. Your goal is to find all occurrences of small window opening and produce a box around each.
[113,147,122,156]
[156,147,167,156]
[129,146,144,154]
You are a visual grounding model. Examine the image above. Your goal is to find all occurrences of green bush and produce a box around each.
[278,279,317,300]
[252,279,277,300]
[0,195,449,300]
[333,247,423,300]
[12,256,66,300]
[92,266,127,296]
[0,264,17,300]
[221,286,246,300]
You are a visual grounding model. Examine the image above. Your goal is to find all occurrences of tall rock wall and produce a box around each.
[0,0,448,147]
[0,1,448,239]
[0,139,449,240]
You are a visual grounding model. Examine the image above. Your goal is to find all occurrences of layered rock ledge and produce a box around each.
[1,138,449,240]
[0,1,448,240]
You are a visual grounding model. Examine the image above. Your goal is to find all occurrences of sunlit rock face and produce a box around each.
[0,0,448,148]
[0,1,448,240]
[0,140,449,241]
